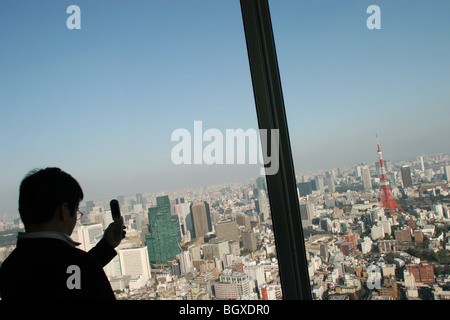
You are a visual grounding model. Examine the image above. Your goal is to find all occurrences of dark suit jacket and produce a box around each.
[0,236,117,300]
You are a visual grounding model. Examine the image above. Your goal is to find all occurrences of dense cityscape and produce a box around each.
[1,148,450,301]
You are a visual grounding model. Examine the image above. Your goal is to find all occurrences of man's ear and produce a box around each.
[56,202,69,221]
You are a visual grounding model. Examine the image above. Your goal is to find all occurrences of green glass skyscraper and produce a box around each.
[145,195,180,267]
[256,176,266,192]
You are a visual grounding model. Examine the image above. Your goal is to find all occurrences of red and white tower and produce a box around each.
[377,134,404,215]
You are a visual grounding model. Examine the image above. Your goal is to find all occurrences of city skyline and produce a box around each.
[2,148,448,300]
[1,148,447,221]
[1,0,450,216]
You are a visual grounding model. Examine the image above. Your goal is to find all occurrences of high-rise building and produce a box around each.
[320,244,329,262]
[189,245,202,261]
[312,176,324,192]
[204,201,213,232]
[214,282,239,300]
[256,176,266,192]
[356,165,363,177]
[218,271,252,299]
[419,156,425,172]
[171,262,181,276]
[118,247,152,281]
[246,265,266,287]
[324,171,335,193]
[299,202,314,228]
[395,227,412,243]
[174,202,192,243]
[202,238,230,260]
[444,165,450,182]
[362,166,372,190]
[190,202,210,239]
[297,181,313,197]
[242,230,257,252]
[177,250,194,275]
[136,193,144,205]
[145,195,180,266]
[258,189,269,221]
[371,225,384,240]
[72,223,103,251]
[401,166,413,188]
[215,220,240,242]
[236,213,251,231]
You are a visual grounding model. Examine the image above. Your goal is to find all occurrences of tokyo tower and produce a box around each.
[376,135,404,215]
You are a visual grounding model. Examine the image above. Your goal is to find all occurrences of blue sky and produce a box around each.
[270,0,450,170]
[1,0,450,216]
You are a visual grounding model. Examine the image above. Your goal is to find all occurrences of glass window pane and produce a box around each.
[0,0,282,300]
[270,0,450,300]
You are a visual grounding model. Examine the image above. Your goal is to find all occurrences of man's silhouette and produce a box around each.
[0,168,125,300]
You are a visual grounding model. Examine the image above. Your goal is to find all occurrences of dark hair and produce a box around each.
[18,167,84,226]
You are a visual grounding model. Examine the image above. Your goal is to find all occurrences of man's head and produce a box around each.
[19,167,84,233]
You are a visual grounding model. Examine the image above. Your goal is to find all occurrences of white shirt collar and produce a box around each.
[18,231,81,247]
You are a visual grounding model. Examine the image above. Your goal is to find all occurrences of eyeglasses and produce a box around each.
[77,210,85,220]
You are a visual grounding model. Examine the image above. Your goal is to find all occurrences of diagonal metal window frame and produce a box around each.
[240,0,312,300]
